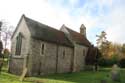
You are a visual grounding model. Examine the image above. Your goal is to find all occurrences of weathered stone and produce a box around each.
[19,68,27,81]
[111,64,121,82]
[73,44,88,72]
[9,15,92,76]
[30,39,73,75]
[9,56,24,75]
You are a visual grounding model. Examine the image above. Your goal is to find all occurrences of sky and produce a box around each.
[0,0,125,46]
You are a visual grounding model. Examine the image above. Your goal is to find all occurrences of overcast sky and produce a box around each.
[0,0,125,45]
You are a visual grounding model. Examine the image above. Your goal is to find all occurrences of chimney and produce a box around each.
[80,24,86,37]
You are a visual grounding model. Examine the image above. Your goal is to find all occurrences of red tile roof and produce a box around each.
[65,27,91,47]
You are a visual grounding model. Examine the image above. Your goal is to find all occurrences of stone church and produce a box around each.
[9,15,96,76]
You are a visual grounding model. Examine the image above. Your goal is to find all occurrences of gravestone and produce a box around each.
[111,64,121,82]
[19,68,27,81]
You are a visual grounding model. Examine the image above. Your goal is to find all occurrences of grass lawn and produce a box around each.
[0,67,125,83]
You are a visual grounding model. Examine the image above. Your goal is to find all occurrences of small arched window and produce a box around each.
[15,32,23,55]
[63,50,65,59]
[40,43,45,56]
[42,44,44,55]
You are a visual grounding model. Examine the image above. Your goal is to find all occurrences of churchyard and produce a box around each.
[0,13,125,83]
[0,63,125,83]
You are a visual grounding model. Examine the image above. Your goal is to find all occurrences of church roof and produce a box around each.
[64,26,91,47]
[24,16,73,47]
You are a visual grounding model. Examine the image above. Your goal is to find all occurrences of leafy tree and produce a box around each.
[118,59,125,68]
[96,31,110,58]
[122,44,125,52]
[96,31,125,67]
[0,20,13,73]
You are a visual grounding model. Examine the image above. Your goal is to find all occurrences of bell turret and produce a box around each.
[80,24,86,37]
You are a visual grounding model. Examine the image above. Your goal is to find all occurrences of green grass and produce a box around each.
[0,67,125,83]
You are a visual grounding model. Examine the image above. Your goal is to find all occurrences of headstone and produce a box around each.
[19,68,27,81]
[111,64,121,82]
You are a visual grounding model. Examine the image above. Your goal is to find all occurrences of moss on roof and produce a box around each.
[24,16,73,47]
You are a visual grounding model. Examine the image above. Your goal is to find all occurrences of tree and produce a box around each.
[0,41,3,73]
[0,20,14,49]
[96,31,110,58]
[0,20,14,73]
[0,21,3,57]
[0,22,2,40]
[121,44,125,58]
[0,41,3,57]
[96,31,107,48]
[96,31,125,67]
[0,21,3,73]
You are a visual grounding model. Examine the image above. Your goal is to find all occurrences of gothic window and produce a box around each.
[40,43,45,56]
[63,50,65,59]
[15,32,23,55]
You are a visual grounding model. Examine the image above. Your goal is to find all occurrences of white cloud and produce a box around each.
[0,0,125,47]
[77,0,125,44]
[106,5,125,44]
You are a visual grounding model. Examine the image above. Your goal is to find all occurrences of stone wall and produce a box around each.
[9,56,24,75]
[57,45,73,73]
[9,16,90,76]
[11,17,31,56]
[73,44,88,72]
[30,38,73,76]
[9,17,31,75]
[30,39,57,75]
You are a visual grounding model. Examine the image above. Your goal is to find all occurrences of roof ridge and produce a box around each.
[65,26,89,40]
[23,15,73,47]
[24,16,63,33]
[63,25,91,46]
[64,26,82,36]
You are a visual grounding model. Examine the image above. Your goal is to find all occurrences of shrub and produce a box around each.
[98,58,106,66]
[3,48,10,58]
[98,58,118,67]
[118,59,125,68]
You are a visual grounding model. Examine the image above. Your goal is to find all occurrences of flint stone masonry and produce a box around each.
[30,39,73,75]
[11,17,30,56]
[73,44,88,72]
[9,56,24,75]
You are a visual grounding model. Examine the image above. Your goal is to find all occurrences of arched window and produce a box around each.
[42,44,44,55]
[63,50,65,59]
[15,32,22,55]
[40,43,45,56]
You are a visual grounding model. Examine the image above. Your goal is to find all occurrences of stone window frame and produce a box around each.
[15,32,23,55]
[40,43,45,56]
[62,49,65,59]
